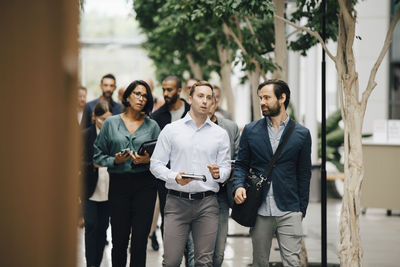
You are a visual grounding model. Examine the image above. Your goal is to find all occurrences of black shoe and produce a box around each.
[150,233,159,251]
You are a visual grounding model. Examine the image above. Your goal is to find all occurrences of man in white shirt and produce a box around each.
[150,81,231,267]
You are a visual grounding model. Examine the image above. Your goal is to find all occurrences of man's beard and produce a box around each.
[102,91,113,99]
[262,101,281,117]
[165,93,179,106]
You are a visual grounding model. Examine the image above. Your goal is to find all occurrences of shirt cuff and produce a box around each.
[167,171,179,181]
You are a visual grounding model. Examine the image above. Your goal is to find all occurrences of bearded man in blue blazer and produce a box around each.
[233,79,312,267]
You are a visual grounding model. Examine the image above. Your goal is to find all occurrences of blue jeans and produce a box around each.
[213,193,230,267]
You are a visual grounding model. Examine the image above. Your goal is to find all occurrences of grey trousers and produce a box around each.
[163,194,219,267]
[250,212,303,267]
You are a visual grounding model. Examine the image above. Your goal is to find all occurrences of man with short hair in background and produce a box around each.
[151,75,191,241]
[77,85,87,126]
[81,73,122,129]
[183,78,199,100]
[213,85,232,120]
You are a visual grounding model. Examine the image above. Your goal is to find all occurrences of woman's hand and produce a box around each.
[131,151,150,165]
[114,151,132,164]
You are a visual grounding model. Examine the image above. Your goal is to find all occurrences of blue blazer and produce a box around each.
[233,118,312,216]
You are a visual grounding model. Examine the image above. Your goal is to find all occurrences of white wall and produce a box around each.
[354,0,390,134]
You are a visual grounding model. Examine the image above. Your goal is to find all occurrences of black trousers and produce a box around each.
[109,171,157,267]
[84,200,110,267]
[155,179,168,238]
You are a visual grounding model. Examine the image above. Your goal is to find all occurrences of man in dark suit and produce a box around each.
[233,79,311,267]
[81,73,122,129]
[82,102,112,267]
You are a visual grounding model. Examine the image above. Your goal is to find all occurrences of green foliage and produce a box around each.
[192,1,276,74]
[289,0,338,56]
[134,0,217,82]
[133,0,349,89]
[289,0,357,56]
[133,0,278,83]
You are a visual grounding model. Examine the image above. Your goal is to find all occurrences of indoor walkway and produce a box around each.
[77,199,400,266]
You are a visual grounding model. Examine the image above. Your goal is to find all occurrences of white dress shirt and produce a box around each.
[150,113,231,193]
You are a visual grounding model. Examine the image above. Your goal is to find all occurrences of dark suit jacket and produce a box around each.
[151,99,190,130]
[82,124,99,199]
[233,117,312,216]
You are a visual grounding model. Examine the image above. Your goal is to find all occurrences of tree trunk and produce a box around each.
[186,54,203,80]
[248,68,261,121]
[335,1,364,265]
[217,44,235,120]
[338,107,364,266]
[272,0,288,81]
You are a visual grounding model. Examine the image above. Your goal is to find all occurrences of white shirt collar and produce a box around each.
[183,112,213,129]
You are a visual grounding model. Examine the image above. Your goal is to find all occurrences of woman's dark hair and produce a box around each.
[93,101,112,117]
[122,80,154,115]
[257,79,291,109]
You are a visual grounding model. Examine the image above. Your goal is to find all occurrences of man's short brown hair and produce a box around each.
[189,81,213,96]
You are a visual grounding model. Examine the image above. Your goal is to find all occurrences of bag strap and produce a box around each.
[260,119,296,183]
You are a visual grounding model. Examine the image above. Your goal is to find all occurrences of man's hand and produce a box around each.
[207,164,220,179]
[175,172,194,186]
[132,151,150,165]
[234,187,247,204]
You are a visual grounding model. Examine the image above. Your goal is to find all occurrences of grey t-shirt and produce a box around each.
[170,103,185,122]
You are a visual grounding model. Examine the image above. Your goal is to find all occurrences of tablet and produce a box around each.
[137,139,157,156]
[181,174,207,182]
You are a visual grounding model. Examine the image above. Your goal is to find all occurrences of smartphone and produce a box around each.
[120,148,130,155]
[181,174,207,182]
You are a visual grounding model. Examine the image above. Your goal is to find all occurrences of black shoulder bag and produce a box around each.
[231,120,296,227]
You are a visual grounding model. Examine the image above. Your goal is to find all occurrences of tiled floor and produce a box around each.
[77,199,400,266]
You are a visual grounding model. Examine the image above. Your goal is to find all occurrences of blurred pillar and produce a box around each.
[0,1,80,267]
